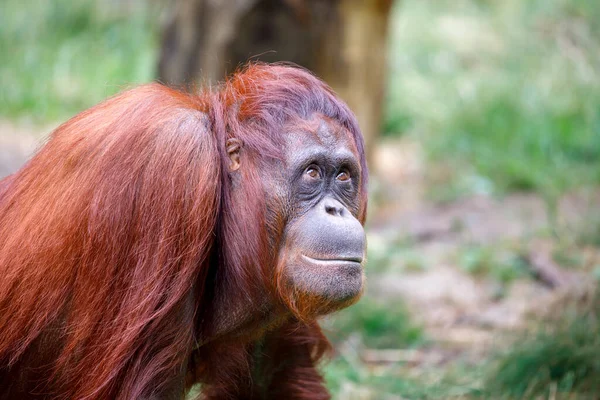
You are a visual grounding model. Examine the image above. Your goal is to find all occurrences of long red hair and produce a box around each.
[195,64,368,398]
[0,84,219,398]
[0,63,367,399]
[213,62,368,305]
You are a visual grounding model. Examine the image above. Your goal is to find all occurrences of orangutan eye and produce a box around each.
[336,170,350,182]
[305,166,321,179]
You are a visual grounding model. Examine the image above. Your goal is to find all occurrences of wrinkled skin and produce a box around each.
[267,114,366,316]
[206,113,366,343]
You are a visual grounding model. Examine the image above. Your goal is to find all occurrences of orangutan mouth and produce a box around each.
[301,254,363,265]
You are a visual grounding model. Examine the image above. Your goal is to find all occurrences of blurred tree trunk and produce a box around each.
[158,0,393,155]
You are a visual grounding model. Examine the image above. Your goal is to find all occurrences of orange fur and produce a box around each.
[0,64,366,399]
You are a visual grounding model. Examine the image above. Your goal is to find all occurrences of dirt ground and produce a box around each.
[366,137,599,368]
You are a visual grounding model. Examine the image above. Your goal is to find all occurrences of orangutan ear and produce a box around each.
[226,138,242,171]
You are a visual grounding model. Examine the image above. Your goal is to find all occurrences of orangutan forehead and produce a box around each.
[283,114,357,152]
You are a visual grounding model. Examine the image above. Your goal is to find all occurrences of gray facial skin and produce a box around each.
[206,114,366,342]
[275,115,366,312]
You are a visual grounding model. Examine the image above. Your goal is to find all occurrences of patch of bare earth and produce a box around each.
[365,137,599,366]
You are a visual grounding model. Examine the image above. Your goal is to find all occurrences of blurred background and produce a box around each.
[1,0,600,398]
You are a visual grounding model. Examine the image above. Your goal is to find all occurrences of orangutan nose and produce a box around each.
[324,198,345,217]
[311,197,365,261]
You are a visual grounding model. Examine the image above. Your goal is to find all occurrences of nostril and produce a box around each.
[325,205,337,215]
[324,203,344,216]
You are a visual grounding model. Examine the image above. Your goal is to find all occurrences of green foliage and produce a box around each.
[325,296,424,349]
[324,357,422,399]
[485,293,600,398]
[0,0,159,121]
[366,235,428,274]
[325,358,434,400]
[458,244,531,284]
[386,0,600,197]
[552,245,584,269]
[324,357,483,399]
[576,211,600,248]
[594,266,600,281]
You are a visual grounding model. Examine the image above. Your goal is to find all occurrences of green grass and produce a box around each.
[322,296,433,398]
[575,211,600,248]
[0,0,159,122]
[386,0,600,198]
[325,358,447,400]
[324,355,484,399]
[324,295,424,349]
[484,292,600,398]
[457,244,532,285]
[366,234,428,274]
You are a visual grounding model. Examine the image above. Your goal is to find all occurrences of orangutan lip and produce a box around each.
[301,255,363,265]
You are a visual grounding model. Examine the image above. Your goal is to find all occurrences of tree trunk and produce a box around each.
[158,0,393,156]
